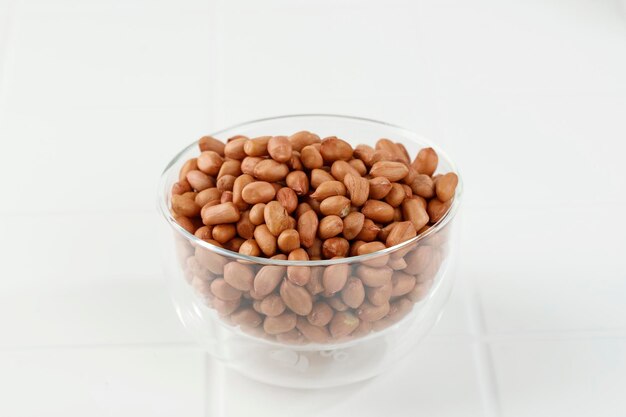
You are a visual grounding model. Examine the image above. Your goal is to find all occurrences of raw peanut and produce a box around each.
[396,142,411,163]
[232,174,254,210]
[201,202,240,225]
[342,211,365,240]
[301,145,324,169]
[412,147,438,176]
[410,174,435,198]
[403,245,433,275]
[213,298,241,316]
[172,180,192,195]
[343,173,369,206]
[235,211,255,240]
[386,221,417,247]
[186,170,213,191]
[427,198,451,224]
[351,320,373,338]
[288,152,304,171]
[391,271,417,296]
[353,144,377,166]
[310,169,335,188]
[341,277,365,308]
[286,171,309,195]
[243,136,270,157]
[387,297,413,322]
[357,301,390,322]
[407,279,433,302]
[330,160,360,182]
[231,308,262,328]
[370,161,409,182]
[198,136,225,155]
[297,209,319,248]
[384,183,406,207]
[192,276,213,298]
[254,265,286,297]
[194,225,213,240]
[197,151,223,176]
[194,243,227,274]
[306,196,322,215]
[376,138,409,164]
[307,301,334,326]
[403,167,418,186]
[174,214,196,234]
[322,263,349,294]
[224,262,254,291]
[368,177,393,199]
[264,201,291,236]
[349,240,366,257]
[435,172,458,202]
[412,195,428,210]
[327,296,349,311]
[225,236,245,254]
[253,224,277,256]
[355,218,381,242]
[239,239,261,257]
[356,265,393,287]
[276,328,305,344]
[253,159,289,182]
[263,312,297,335]
[401,184,413,200]
[329,311,360,338]
[393,207,403,222]
[348,159,367,176]
[320,196,351,217]
[357,241,387,255]
[362,200,395,223]
[289,131,321,152]
[287,248,311,285]
[224,137,248,160]
[402,199,429,231]
[277,229,300,253]
[266,136,293,163]
[195,188,221,207]
[216,174,236,192]
[280,279,313,316]
[417,250,441,282]
[320,136,353,162]
[296,317,330,343]
[318,215,343,239]
[388,256,407,270]
[276,187,298,214]
[172,194,201,217]
[210,278,242,301]
[217,159,242,178]
[212,224,236,243]
[366,280,392,306]
[220,191,233,203]
[378,222,396,242]
[310,181,346,201]
[241,156,262,176]
[296,202,313,218]
[241,181,276,204]
[179,158,198,181]
[260,294,286,317]
[322,237,349,258]
[306,265,325,293]
[249,203,266,225]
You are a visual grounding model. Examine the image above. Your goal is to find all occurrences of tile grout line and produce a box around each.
[466,273,503,417]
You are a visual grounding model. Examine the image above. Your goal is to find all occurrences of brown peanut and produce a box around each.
[267,136,293,163]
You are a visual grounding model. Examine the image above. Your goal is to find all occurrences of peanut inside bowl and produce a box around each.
[158,114,462,388]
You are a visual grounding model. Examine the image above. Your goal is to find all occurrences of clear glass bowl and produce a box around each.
[158,114,462,388]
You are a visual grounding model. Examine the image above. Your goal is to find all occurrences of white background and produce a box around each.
[1,0,626,416]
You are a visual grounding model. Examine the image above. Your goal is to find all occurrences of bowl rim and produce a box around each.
[157,113,463,266]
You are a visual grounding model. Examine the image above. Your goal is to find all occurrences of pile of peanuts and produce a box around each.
[171,132,458,344]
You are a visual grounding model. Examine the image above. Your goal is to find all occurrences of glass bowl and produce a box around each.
[157,114,462,388]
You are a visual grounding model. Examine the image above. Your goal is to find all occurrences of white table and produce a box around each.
[1,0,625,416]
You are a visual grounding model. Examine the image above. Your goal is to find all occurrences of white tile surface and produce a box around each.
[209,341,486,417]
[491,338,626,417]
[0,347,206,417]
[1,0,626,415]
